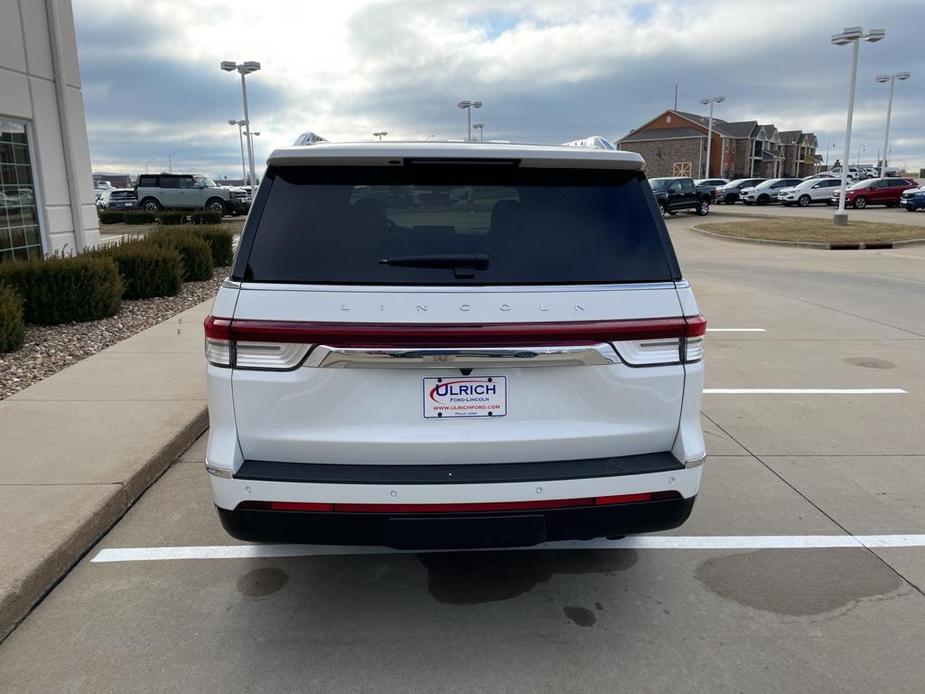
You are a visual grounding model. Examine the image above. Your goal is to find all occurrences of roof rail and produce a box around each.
[561,135,616,151]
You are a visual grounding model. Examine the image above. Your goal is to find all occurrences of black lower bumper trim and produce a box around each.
[216,496,696,550]
[235,452,683,485]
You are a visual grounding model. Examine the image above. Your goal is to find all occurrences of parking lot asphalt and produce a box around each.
[1,209,924,693]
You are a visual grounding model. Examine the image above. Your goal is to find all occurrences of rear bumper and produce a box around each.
[216,495,696,549]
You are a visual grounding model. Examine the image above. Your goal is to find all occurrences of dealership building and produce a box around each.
[1,0,99,261]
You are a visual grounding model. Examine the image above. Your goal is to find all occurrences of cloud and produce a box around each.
[74,0,925,176]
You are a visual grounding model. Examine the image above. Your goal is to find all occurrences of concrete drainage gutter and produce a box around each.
[690,224,925,250]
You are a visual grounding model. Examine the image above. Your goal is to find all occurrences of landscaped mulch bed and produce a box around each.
[0,267,229,400]
[696,218,925,245]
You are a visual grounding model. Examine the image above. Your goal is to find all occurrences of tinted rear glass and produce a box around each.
[238,165,678,285]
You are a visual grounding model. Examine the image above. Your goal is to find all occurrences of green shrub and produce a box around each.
[123,211,157,225]
[157,211,189,226]
[0,254,122,325]
[189,210,223,225]
[148,230,213,281]
[98,210,124,224]
[0,284,25,353]
[160,224,234,266]
[97,240,183,300]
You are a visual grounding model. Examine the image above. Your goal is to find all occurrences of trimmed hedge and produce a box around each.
[148,229,214,281]
[109,210,225,226]
[96,241,183,300]
[0,255,122,325]
[161,224,234,266]
[98,210,124,225]
[0,284,25,353]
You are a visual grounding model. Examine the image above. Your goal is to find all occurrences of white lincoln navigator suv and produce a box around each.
[204,141,706,549]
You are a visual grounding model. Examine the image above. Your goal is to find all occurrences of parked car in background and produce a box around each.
[802,172,838,180]
[714,178,765,204]
[779,178,844,207]
[740,178,803,205]
[832,178,918,209]
[93,180,114,201]
[205,141,707,549]
[648,177,712,215]
[831,166,860,181]
[135,173,250,216]
[901,185,925,211]
[96,188,139,211]
[695,178,728,201]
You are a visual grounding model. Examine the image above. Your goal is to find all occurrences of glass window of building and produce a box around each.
[1,119,42,261]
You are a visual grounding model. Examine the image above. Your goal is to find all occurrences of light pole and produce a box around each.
[825,141,836,170]
[472,123,484,142]
[373,131,388,141]
[144,158,154,174]
[856,143,865,168]
[457,100,482,141]
[168,150,180,173]
[229,119,247,185]
[221,60,261,191]
[699,96,725,178]
[875,71,911,177]
[831,26,885,225]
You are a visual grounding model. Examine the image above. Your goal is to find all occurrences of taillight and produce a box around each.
[203,314,706,369]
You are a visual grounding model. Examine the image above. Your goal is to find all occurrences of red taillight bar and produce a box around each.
[205,315,706,348]
[237,491,680,514]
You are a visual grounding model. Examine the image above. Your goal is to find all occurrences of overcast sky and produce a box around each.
[73,0,925,179]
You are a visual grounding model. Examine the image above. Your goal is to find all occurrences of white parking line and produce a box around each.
[90,534,925,563]
[704,388,907,395]
[706,328,766,332]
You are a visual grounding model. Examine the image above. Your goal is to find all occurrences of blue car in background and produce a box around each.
[901,186,925,211]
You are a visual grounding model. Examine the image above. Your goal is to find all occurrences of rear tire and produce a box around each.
[853,196,868,209]
[798,195,811,207]
[140,197,160,213]
[758,194,770,205]
[695,199,710,216]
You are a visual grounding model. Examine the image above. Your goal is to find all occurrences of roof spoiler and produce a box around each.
[561,136,617,151]
[293,131,329,146]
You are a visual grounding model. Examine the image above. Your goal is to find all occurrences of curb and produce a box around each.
[0,407,208,641]
[689,224,925,250]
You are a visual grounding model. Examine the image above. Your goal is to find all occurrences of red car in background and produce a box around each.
[832,177,919,209]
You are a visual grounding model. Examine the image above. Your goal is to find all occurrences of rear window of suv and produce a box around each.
[236,164,679,286]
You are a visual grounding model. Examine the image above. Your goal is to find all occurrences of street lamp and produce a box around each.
[373,131,388,141]
[825,141,836,170]
[856,143,865,168]
[228,119,248,185]
[457,100,482,141]
[875,71,911,177]
[699,96,725,178]
[472,123,484,142]
[221,60,261,191]
[831,26,885,225]
[168,150,181,173]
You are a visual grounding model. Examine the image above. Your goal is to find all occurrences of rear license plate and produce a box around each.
[423,376,506,419]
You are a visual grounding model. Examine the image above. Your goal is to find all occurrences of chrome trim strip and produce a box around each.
[302,343,620,369]
[205,462,235,479]
[684,454,706,469]
[221,278,242,289]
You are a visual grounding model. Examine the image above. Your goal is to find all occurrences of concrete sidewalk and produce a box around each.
[0,299,212,639]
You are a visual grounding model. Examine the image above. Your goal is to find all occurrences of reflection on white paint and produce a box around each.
[704,388,906,394]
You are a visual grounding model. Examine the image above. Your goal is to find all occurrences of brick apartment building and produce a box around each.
[616,110,819,179]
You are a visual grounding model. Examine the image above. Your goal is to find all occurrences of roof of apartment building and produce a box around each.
[618,110,763,143]
[779,130,802,145]
[619,126,706,142]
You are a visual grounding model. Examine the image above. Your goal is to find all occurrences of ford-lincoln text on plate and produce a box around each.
[203,139,706,550]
